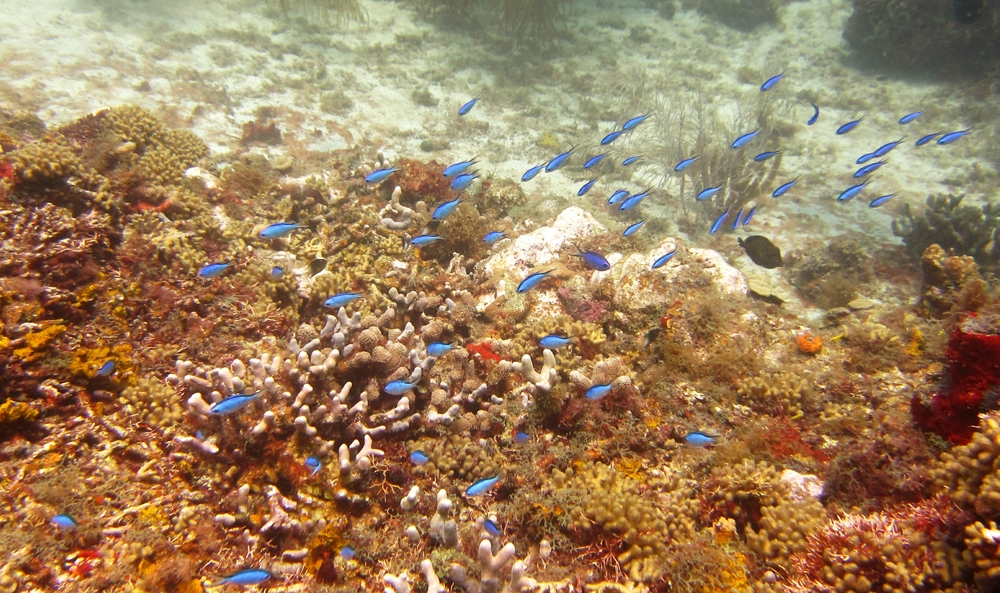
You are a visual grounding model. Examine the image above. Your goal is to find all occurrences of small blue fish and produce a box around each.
[836,116,864,135]
[410,450,429,465]
[753,150,781,162]
[621,114,650,131]
[869,193,898,208]
[856,152,876,165]
[696,185,722,201]
[771,178,799,198]
[807,103,819,126]
[578,179,598,196]
[607,189,630,206]
[271,266,284,278]
[760,72,785,92]
[484,231,506,244]
[433,198,462,220]
[731,129,760,149]
[522,164,544,182]
[323,292,363,309]
[742,204,757,227]
[585,383,612,400]
[873,138,906,158]
[710,210,729,234]
[898,111,924,124]
[601,130,626,145]
[426,342,454,357]
[259,222,306,239]
[545,148,574,172]
[51,514,78,529]
[685,431,717,447]
[208,391,262,416]
[94,360,116,377]
[305,456,321,477]
[583,154,608,169]
[411,235,442,247]
[854,159,888,178]
[483,519,501,536]
[341,546,356,560]
[451,173,478,191]
[623,220,645,237]
[365,166,398,184]
[731,207,744,231]
[674,156,699,172]
[837,180,871,202]
[618,191,648,211]
[622,156,641,166]
[458,97,478,116]
[651,248,677,269]
[915,132,941,147]
[199,262,232,279]
[513,431,530,444]
[937,129,971,145]
[385,380,417,396]
[466,475,500,496]
[211,568,273,587]
[516,269,554,293]
[539,334,573,349]
[443,158,478,177]
[572,248,611,271]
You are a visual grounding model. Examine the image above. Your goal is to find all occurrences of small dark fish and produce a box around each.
[433,198,462,220]
[651,248,677,269]
[212,569,273,587]
[308,258,328,275]
[522,164,544,182]
[539,335,573,349]
[516,269,554,293]
[601,130,626,145]
[466,475,500,496]
[458,97,478,116]
[742,203,757,227]
[622,114,650,131]
[685,431,717,446]
[259,222,305,239]
[483,519,501,536]
[856,152,876,165]
[854,159,888,178]
[365,166,398,184]
[411,234,442,247]
[697,185,722,201]
[341,546,356,560]
[607,189,630,206]
[836,116,864,135]
[94,360,116,377]
[305,456,321,476]
[710,211,729,235]
[208,391,262,416]
[410,450,429,465]
[760,72,785,91]
[583,154,608,169]
[443,158,478,177]
[324,292,363,309]
[753,150,781,162]
[545,148,574,172]
[898,111,924,124]
[484,231,506,244]
[51,514,78,529]
[199,262,232,278]
[623,220,645,237]
[674,156,699,171]
[271,266,284,278]
[807,103,819,126]
[426,342,454,357]
[738,235,783,269]
[937,129,971,145]
[873,137,906,158]
[731,129,760,149]
[572,247,611,271]
[622,156,641,166]
[451,173,478,191]
[731,206,744,231]
[642,327,661,348]
[771,178,799,198]
[869,193,899,208]
[578,179,598,196]
[837,179,871,202]
[585,383,612,400]
[916,132,941,146]
[385,380,417,396]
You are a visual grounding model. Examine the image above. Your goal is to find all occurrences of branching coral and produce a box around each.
[892,194,1000,268]
[736,371,811,418]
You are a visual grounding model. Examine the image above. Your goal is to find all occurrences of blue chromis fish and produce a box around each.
[516,269,554,293]
[916,132,941,146]
[433,198,462,220]
[410,450,429,465]
[465,475,500,496]
[710,210,729,234]
[760,72,785,91]
[684,431,717,446]
[484,231,506,244]
[869,193,899,208]
[585,383,612,400]
[385,380,417,396]
[731,129,760,149]
[623,220,645,237]
[601,130,626,145]
[836,116,864,135]
[696,185,722,201]
[607,189,630,206]
[270,266,284,278]
[199,262,232,278]
[731,207,744,231]
[208,391,262,416]
[937,129,971,145]
[742,204,757,227]
[426,342,454,357]
[411,235,442,247]
[259,222,305,239]
[578,179,598,196]
[51,514,78,529]
[323,292,363,309]
[674,156,699,171]
[513,431,530,444]
[545,148,574,172]
[340,546,356,560]
[305,456,321,477]
[807,103,819,126]
[621,114,650,131]
[458,97,479,115]
[539,334,573,349]
[572,248,611,271]
[837,180,871,202]
[856,152,876,165]
[211,568,273,587]
[652,248,677,269]
[451,173,478,191]
[753,150,781,162]
[622,156,641,166]
[583,154,608,169]
[854,159,888,178]
[898,111,924,124]
[618,191,648,211]
[365,166,398,184]
[873,138,906,157]
[443,158,478,177]
[771,177,799,198]
[522,164,544,182]
[483,519,501,536]
[94,360,116,377]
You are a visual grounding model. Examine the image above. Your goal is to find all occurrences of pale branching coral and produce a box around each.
[736,372,811,418]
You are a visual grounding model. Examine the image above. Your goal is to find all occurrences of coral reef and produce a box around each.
[893,194,1000,269]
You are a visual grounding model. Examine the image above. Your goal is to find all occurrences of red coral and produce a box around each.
[0,160,13,181]
[467,341,502,363]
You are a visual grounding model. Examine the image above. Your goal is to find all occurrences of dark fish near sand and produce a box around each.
[738,236,783,269]
[309,258,328,275]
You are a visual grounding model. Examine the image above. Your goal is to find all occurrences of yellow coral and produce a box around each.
[14,323,67,361]
[0,400,39,423]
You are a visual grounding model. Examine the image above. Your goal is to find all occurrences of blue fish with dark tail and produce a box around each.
[385,380,417,396]
[483,519,501,536]
[732,207,744,231]
[539,335,573,349]
[324,292,363,309]
[742,203,757,227]
[484,231,506,244]
[607,189,630,206]
[199,262,232,279]
[458,97,478,116]
[411,235,442,247]
[898,111,923,124]
[622,156,641,166]
[710,209,729,234]
[433,198,462,220]
[585,383,612,400]
[259,222,306,239]
[685,431,717,446]
[652,248,677,269]
[869,193,898,208]
[443,158,478,177]
[760,72,785,91]
[854,159,888,178]
[365,166,398,184]
[601,130,626,145]
[916,132,941,146]
[466,475,500,496]
[753,151,781,162]
[545,148,574,172]
[873,138,906,158]
[856,152,876,165]
[451,173,478,191]
[208,391,262,416]
[572,247,611,271]
[522,164,544,182]
[772,178,799,198]
[51,514,78,529]
[937,129,971,145]
[837,179,871,202]
[836,116,864,135]
[619,189,650,211]
[674,156,699,171]
[578,179,598,196]
[305,456,321,476]
[583,154,608,169]
[94,360,116,377]
[731,129,760,149]
[426,342,454,357]
[516,269,555,293]
[410,450,429,465]
[621,114,650,131]
[807,103,819,126]
[211,568,273,587]
[623,220,645,237]
[696,185,722,201]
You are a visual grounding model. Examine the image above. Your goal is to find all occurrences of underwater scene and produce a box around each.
[1,0,1000,591]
